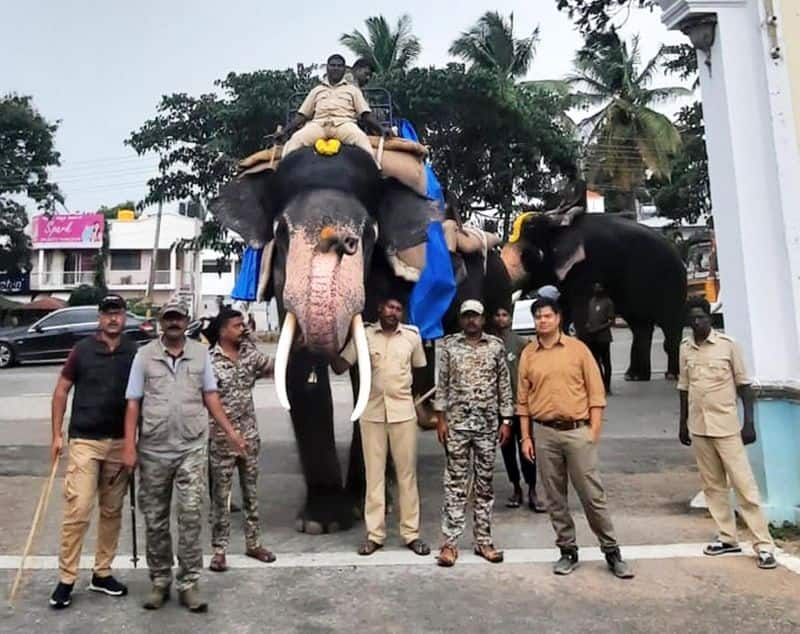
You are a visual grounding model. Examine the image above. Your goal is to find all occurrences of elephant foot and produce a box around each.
[295,488,357,534]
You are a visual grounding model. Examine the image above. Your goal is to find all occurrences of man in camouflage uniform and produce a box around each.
[433,300,514,567]
[122,302,246,613]
[208,308,276,572]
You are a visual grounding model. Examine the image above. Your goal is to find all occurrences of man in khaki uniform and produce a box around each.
[678,297,776,569]
[519,297,633,579]
[281,54,387,157]
[333,296,430,556]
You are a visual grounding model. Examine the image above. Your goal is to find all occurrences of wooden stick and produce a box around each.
[8,456,60,608]
[376,135,386,170]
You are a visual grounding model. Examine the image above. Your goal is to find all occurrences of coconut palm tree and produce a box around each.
[339,14,421,74]
[567,32,691,207]
[449,11,539,80]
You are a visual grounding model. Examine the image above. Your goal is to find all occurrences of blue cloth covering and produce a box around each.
[408,221,456,340]
[230,247,262,302]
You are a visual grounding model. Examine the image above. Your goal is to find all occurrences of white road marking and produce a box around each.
[0,543,797,572]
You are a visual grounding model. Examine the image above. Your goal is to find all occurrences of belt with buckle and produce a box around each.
[535,419,589,431]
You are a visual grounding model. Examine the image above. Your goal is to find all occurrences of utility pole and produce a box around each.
[144,199,163,319]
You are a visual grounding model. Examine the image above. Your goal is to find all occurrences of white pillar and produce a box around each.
[659,0,800,522]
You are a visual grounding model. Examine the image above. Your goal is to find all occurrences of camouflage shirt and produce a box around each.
[209,337,273,441]
[433,332,514,432]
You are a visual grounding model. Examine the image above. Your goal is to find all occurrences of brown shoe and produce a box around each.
[209,551,227,572]
[357,539,384,556]
[474,543,504,563]
[246,546,276,563]
[436,544,458,567]
[142,584,170,610]
[178,585,208,613]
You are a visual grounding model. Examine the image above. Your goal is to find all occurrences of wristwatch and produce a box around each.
[501,418,512,427]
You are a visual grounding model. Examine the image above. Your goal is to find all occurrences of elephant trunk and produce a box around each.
[282,227,365,356]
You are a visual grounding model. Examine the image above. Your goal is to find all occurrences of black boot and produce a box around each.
[605,548,634,579]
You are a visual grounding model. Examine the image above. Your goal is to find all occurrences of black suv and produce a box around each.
[0,306,156,368]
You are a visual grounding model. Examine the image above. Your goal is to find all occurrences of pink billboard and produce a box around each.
[32,213,105,249]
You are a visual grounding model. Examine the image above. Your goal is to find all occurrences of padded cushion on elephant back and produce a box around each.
[274,145,382,211]
[379,149,427,197]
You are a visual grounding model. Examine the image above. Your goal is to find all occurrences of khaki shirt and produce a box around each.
[517,334,606,421]
[297,78,371,127]
[678,330,749,437]
[342,322,426,423]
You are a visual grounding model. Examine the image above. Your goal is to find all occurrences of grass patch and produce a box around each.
[769,521,800,542]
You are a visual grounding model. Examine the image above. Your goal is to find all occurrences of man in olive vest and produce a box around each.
[122,301,246,613]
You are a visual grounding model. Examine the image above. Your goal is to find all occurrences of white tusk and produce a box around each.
[350,314,372,422]
[274,312,296,411]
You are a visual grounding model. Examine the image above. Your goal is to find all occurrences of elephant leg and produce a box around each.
[345,366,366,515]
[662,321,683,380]
[287,348,355,534]
[625,322,654,381]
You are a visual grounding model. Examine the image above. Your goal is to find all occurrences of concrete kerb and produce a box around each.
[1,542,798,572]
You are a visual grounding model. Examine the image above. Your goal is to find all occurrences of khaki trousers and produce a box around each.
[536,424,619,552]
[692,433,775,552]
[59,438,129,584]
[360,418,420,544]
[283,121,375,158]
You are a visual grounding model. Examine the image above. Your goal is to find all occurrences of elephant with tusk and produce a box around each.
[211,143,512,534]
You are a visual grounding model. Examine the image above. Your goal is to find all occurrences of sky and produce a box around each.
[2,0,687,214]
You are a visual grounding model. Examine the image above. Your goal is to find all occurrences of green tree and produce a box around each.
[383,65,576,236]
[564,32,689,209]
[0,94,62,274]
[127,67,318,254]
[340,14,421,73]
[449,12,539,80]
[97,200,137,220]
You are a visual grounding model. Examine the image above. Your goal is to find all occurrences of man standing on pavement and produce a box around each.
[678,297,776,569]
[49,295,137,609]
[332,296,431,557]
[433,300,513,567]
[490,306,545,512]
[208,308,276,572]
[518,297,634,578]
[584,282,615,394]
[122,301,247,613]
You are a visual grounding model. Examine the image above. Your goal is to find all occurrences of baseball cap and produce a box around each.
[535,285,561,301]
[459,299,484,315]
[98,294,126,312]
[160,301,190,318]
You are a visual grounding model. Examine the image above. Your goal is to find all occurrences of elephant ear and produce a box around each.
[209,171,276,248]
[550,212,586,281]
[376,180,444,250]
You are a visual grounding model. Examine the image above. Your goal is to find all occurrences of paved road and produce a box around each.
[2,329,798,632]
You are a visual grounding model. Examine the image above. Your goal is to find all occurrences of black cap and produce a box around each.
[99,294,126,312]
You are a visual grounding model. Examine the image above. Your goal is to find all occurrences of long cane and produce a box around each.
[8,455,60,608]
[129,474,138,568]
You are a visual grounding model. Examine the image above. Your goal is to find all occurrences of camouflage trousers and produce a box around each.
[138,446,206,592]
[209,434,262,552]
[441,428,497,547]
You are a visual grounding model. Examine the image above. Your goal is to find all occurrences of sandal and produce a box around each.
[406,539,431,556]
[357,539,384,556]
[703,541,742,556]
[505,490,522,508]
[246,546,277,563]
[209,551,227,572]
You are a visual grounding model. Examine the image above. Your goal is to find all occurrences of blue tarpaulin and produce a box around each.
[395,118,445,210]
[408,221,456,340]
[231,247,262,302]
